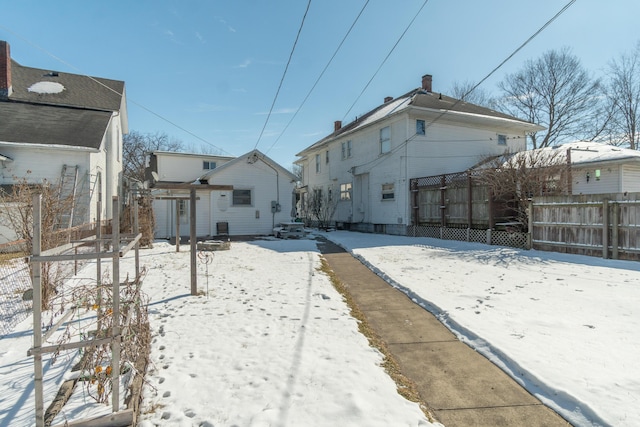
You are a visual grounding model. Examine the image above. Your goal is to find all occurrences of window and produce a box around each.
[177,200,188,218]
[315,154,321,173]
[328,187,333,202]
[416,119,425,135]
[498,134,507,145]
[380,126,391,154]
[203,161,217,170]
[341,140,352,160]
[325,150,329,164]
[232,189,252,206]
[381,183,395,200]
[340,183,352,200]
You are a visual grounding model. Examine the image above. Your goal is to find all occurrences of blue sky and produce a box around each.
[1,0,638,169]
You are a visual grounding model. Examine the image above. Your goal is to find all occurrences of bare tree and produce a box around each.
[123,131,184,183]
[495,48,601,149]
[449,80,495,108]
[605,42,640,150]
[0,176,75,307]
[477,148,570,225]
[301,186,338,230]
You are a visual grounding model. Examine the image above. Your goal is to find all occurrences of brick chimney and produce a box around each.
[334,120,342,132]
[0,41,12,99]
[384,96,393,103]
[421,74,432,92]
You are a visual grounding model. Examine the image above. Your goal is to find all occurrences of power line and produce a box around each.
[253,0,312,150]
[0,24,234,156]
[341,0,431,123]
[350,0,577,175]
[264,0,371,156]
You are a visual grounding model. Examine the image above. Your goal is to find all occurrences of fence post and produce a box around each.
[602,199,609,259]
[111,196,121,412]
[528,200,533,250]
[440,175,446,227]
[32,194,45,427]
[612,202,619,260]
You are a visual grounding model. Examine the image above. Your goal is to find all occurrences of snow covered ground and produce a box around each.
[1,231,639,426]
[323,231,640,427]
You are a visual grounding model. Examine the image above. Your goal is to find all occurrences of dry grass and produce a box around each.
[318,257,437,423]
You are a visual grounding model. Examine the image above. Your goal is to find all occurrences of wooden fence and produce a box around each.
[530,193,640,261]
[410,171,512,230]
[409,173,640,259]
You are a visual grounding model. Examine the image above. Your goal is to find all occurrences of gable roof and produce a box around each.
[0,102,111,149]
[200,149,298,183]
[8,60,125,112]
[297,87,544,157]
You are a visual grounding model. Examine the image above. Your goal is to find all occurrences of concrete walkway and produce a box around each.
[317,239,571,427]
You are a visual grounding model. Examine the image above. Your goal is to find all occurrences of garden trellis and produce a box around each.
[28,194,143,427]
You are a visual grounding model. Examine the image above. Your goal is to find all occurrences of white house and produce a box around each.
[295,73,544,234]
[149,150,298,238]
[541,141,640,195]
[0,40,128,242]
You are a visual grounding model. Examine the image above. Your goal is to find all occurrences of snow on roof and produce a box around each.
[553,141,640,165]
[27,81,65,94]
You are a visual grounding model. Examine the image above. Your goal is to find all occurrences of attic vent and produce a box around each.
[44,71,59,77]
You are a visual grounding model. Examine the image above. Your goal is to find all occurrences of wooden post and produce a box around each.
[175,200,180,253]
[467,171,473,229]
[602,199,609,259]
[190,188,197,296]
[612,201,619,260]
[528,200,534,250]
[111,196,121,412]
[134,196,140,279]
[32,194,44,427]
[440,175,446,227]
[96,199,102,322]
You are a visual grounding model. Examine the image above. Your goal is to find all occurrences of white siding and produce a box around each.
[301,112,528,227]
[208,159,295,236]
[572,165,622,195]
[155,153,233,182]
[152,153,296,238]
[622,164,640,193]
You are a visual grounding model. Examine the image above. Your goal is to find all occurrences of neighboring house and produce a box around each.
[0,40,128,242]
[148,149,298,238]
[541,141,640,195]
[295,73,544,234]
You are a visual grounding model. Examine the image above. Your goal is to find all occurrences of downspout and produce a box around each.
[258,156,280,229]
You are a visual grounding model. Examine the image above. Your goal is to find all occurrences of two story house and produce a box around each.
[295,73,544,234]
[0,40,128,242]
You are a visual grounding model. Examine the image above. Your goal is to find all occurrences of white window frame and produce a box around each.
[232,189,252,206]
[325,150,330,164]
[380,126,391,154]
[340,182,352,200]
[341,140,352,160]
[498,134,507,145]
[203,161,217,170]
[416,119,426,135]
[315,154,321,173]
[381,183,395,200]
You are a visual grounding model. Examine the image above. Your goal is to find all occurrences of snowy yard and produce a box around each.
[1,231,639,426]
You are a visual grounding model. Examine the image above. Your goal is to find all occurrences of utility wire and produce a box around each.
[264,0,370,156]
[253,0,312,150]
[0,24,234,156]
[350,0,577,175]
[341,0,431,123]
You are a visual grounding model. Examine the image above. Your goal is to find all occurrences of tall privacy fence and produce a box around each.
[408,190,640,260]
[530,194,640,260]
